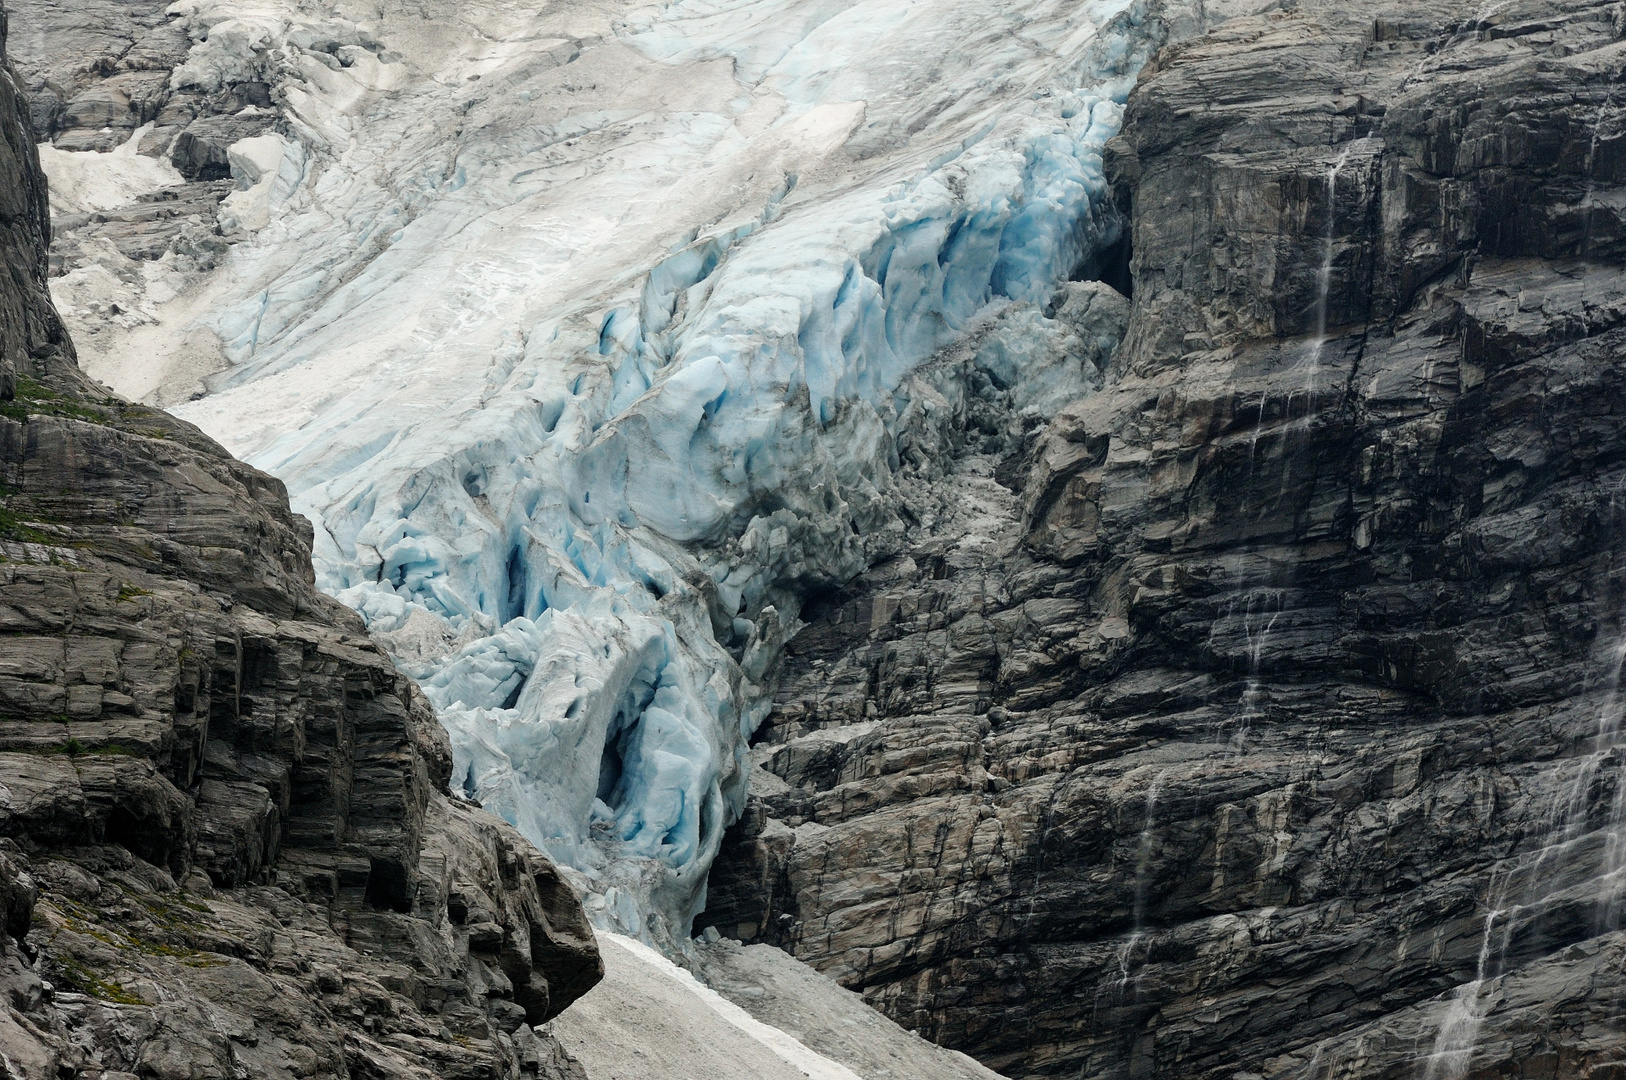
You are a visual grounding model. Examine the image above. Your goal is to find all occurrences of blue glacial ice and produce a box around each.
[131,0,1172,945]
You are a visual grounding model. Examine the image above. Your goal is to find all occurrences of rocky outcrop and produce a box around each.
[7,0,272,329]
[8,0,269,166]
[0,9,601,1077]
[703,2,1626,1078]
[5,0,340,405]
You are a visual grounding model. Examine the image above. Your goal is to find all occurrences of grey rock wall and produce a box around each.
[703,3,1626,1078]
[0,0,55,399]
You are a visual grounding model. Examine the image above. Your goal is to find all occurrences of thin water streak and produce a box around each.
[1415,525,1626,1075]
[1131,770,1168,930]
[1095,769,1170,1019]
[1305,146,1353,381]
[1419,903,1506,1080]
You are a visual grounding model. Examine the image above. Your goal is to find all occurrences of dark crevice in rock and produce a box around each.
[1072,220,1134,300]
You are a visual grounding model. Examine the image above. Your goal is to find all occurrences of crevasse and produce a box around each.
[160,0,1166,945]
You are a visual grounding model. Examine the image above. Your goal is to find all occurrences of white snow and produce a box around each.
[37,125,185,215]
[550,933,864,1080]
[694,936,1009,1080]
[553,932,1011,1079]
[63,0,1165,944]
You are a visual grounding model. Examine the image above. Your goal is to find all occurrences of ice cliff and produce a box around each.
[63,0,1166,944]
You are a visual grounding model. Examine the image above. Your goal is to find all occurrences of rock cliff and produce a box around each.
[702,2,1626,1077]
[0,7,602,1077]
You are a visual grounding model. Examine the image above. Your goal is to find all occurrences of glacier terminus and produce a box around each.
[47,0,1168,947]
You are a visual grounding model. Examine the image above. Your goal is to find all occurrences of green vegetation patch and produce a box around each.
[48,955,145,1005]
[0,378,108,425]
[46,900,226,978]
[0,504,52,545]
[0,482,64,545]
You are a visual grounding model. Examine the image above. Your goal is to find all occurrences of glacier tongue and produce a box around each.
[140,0,1166,944]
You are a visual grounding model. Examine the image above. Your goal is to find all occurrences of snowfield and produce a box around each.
[51,0,1164,944]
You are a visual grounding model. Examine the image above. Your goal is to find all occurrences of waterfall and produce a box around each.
[1414,603,1626,1076]
[1590,636,1626,930]
[1230,588,1286,754]
[1419,905,1507,1080]
[1305,145,1353,378]
[1579,65,1622,259]
[1094,768,1169,1017]
[1130,770,1169,931]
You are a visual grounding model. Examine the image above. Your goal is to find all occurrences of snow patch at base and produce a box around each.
[550,933,864,1080]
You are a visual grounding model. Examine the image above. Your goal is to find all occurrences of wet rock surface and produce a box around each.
[703,2,1626,1078]
[0,9,602,1077]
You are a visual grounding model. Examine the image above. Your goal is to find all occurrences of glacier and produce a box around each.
[69,0,1169,945]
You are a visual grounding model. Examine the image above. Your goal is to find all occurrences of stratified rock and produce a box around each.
[704,2,1626,1078]
[0,0,56,398]
[4,0,275,293]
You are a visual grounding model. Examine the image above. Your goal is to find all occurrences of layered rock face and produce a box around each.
[0,9,601,1077]
[703,2,1626,1077]
[8,0,242,157]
